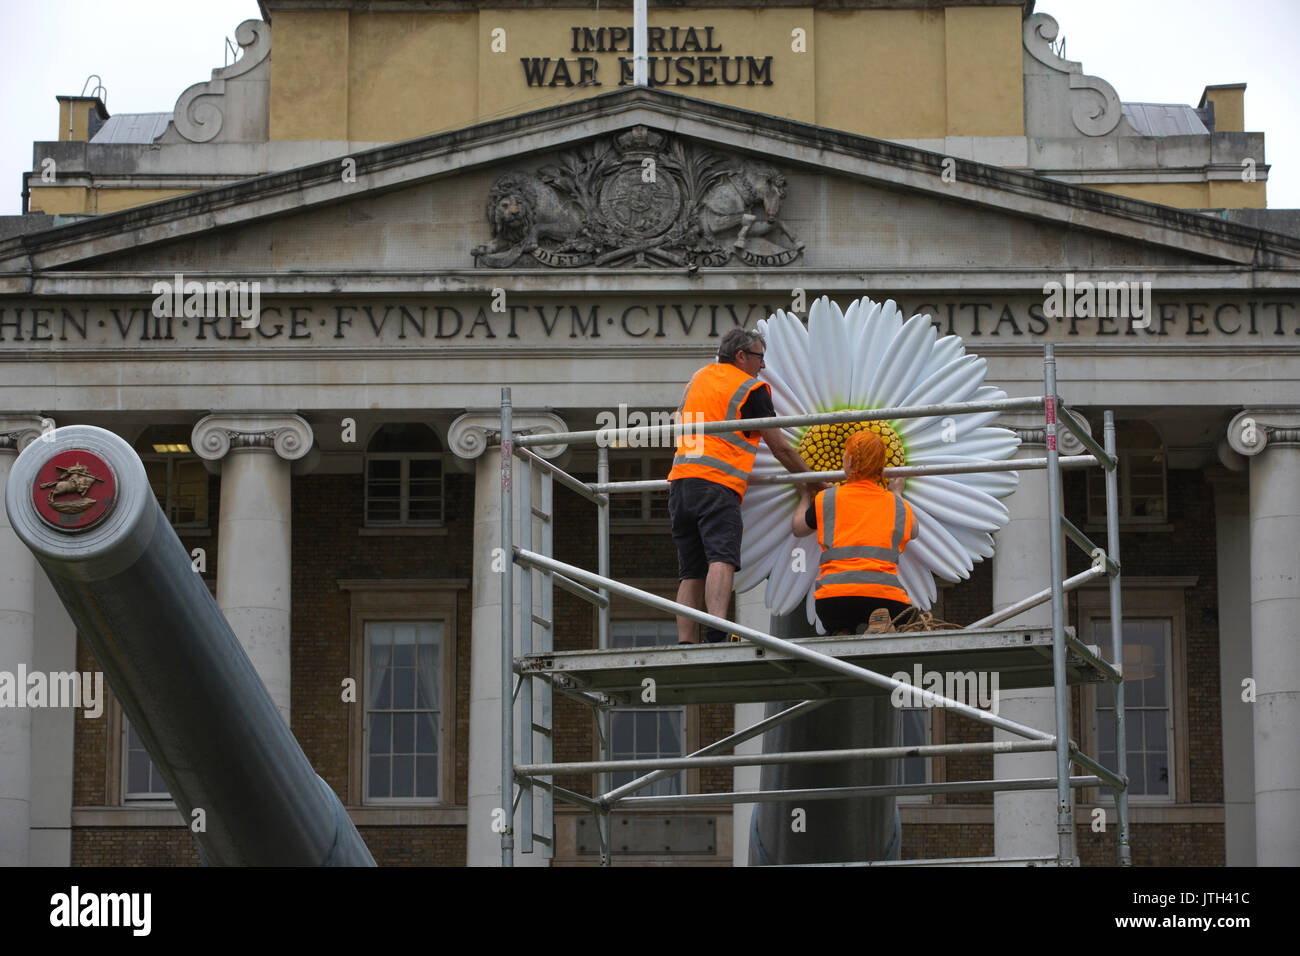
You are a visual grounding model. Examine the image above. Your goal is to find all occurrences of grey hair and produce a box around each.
[718,328,766,364]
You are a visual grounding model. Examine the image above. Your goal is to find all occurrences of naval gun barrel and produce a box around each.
[5,425,374,866]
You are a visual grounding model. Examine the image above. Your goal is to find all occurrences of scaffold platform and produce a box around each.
[518,626,1112,707]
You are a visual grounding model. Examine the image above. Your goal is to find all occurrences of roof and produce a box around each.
[89,112,171,144]
[1120,102,1210,137]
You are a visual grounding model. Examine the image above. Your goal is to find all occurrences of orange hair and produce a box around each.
[844,430,886,483]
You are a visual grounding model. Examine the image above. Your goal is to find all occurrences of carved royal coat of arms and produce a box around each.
[471,126,804,269]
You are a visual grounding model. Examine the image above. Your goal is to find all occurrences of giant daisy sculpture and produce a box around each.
[735,296,1021,627]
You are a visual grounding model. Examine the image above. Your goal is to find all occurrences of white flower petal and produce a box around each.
[906,475,1009,532]
[870,312,937,408]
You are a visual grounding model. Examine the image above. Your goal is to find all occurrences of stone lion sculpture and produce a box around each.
[699,161,802,251]
[472,173,585,267]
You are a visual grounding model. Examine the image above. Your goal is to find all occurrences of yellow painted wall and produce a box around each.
[1202,85,1245,133]
[942,6,1023,137]
[1088,180,1265,210]
[270,11,350,140]
[349,13,478,142]
[263,6,1024,143]
[814,9,947,138]
[28,186,194,215]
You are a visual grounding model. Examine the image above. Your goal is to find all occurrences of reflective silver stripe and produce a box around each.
[713,429,759,452]
[725,377,763,423]
[891,495,906,551]
[820,545,899,566]
[822,487,837,547]
[818,570,903,589]
[672,453,749,481]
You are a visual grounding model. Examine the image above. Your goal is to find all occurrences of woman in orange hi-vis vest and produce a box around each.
[792,430,914,634]
[667,328,817,645]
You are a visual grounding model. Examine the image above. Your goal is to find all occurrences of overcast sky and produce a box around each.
[2,0,1297,217]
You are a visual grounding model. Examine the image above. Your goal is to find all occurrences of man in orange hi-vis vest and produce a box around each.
[668,328,815,644]
[792,430,914,635]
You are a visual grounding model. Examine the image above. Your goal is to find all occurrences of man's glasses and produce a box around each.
[742,349,766,367]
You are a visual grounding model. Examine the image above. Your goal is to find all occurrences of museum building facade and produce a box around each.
[1,1,1298,866]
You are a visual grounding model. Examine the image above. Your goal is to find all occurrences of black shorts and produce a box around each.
[668,477,743,580]
[815,596,911,633]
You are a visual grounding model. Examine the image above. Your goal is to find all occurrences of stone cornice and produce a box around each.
[0,414,51,452]
[192,412,314,461]
[449,410,567,459]
[1226,408,1300,455]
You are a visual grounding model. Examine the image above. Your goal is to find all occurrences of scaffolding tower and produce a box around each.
[495,344,1131,867]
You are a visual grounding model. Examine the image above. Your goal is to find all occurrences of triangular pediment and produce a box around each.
[4,88,1299,287]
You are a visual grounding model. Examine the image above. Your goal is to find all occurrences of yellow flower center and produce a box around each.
[796,416,905,485]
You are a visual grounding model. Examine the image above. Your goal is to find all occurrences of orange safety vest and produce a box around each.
[666,363,770,498]
[814,481,914,604]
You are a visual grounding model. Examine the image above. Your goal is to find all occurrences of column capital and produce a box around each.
[0,415,53,453]
[449,409,567,460]
[1226,408,1300,457]
[192,413,313,462]
[998,410,1090,456]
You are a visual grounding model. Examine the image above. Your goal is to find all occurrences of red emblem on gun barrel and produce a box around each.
[33,450,117,532]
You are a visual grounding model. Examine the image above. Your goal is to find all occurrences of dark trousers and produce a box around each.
[815,596,911,633]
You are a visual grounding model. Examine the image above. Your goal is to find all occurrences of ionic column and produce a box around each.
[1227,409,1300,866]
[0,416,49,866]
[991,416,1086,860]
[451,409,566,867]
[193,414,312,726]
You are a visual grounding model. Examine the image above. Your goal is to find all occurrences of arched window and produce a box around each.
[1086,420,1166,523]
[365,423,444,526]
[135,425,209,529]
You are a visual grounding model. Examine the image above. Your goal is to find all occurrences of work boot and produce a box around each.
[703,627,729,644]
[865,609,894,635]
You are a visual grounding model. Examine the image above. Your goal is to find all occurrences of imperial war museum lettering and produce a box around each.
[520,25,774,89]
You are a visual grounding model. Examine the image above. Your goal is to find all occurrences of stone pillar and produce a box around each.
[193,414,312,726]
[1209,468,1255,865]
[991,416,1084,860]
[451,409,566,867]
[1227,409,1300,866]
[0,416,50,866]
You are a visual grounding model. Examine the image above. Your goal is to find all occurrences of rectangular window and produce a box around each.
[609,455,671,523]
[364,621,442,803]
[1091,618,1173,801]
[608,620,685,795]
[142,456,209,528]
[365,455,444,526]
[1086,451,1166,523]
[123,719,171,802]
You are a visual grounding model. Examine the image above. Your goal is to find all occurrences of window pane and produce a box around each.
[173,459,209,525]
[416,756,437,797]
[416,713,437,754]
[393,713,415,754]
[1146,753,1169,796]
[392,756,415,797]
[369,756,390,798]
[1143,710,1167,753]
[394,669,415,708]
[370,713,391,754]
[612,713,634,755]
